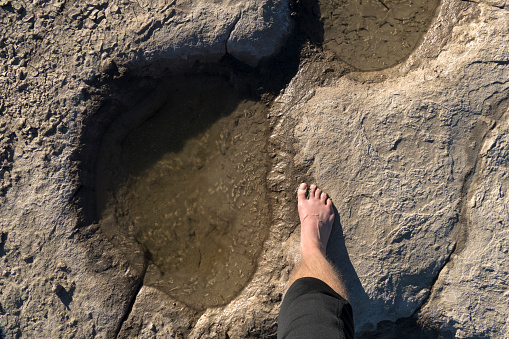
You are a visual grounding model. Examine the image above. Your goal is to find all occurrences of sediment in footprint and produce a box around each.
[96,76,270,310]
[319,0,440,70]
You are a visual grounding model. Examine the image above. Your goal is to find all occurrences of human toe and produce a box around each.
[309,184,317,197]
[297,183,307,200]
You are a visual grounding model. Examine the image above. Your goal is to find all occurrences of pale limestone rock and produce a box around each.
[278,0,509,335]
[227,0,293,66]
[419,108,509,338]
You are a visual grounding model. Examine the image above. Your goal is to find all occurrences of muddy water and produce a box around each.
[319,0,440,70]
[97,76,270,310]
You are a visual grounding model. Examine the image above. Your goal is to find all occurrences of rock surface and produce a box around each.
[0,0,508,338]
[275,0,509,336]
[0,0,291,337]
[227,0,293,66]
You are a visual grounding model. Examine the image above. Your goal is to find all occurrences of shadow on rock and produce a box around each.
[359,317,441,339]
[327,207,443,338]
[327,206,370,326]
[55,283,75,311]
[219,0,324,99]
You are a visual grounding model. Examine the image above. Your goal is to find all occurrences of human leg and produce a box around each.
[277,183,353,339]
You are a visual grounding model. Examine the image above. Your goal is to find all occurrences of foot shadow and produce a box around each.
[326,206,371,329]
[326,206,441,338]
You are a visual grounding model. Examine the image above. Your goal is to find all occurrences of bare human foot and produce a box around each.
[297,183,334,258]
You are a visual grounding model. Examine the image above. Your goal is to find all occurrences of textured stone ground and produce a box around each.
[1,0,508,338]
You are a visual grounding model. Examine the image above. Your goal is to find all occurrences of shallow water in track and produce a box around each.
[319,0,440,70]
[97,76,270,310]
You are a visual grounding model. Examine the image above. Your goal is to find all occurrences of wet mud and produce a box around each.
[319,0,440,70]
[96,76,270,310]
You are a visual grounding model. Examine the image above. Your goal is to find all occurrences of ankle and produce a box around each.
[300,242,326,260]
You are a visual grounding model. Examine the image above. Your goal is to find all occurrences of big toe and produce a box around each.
[297,183,307,201]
